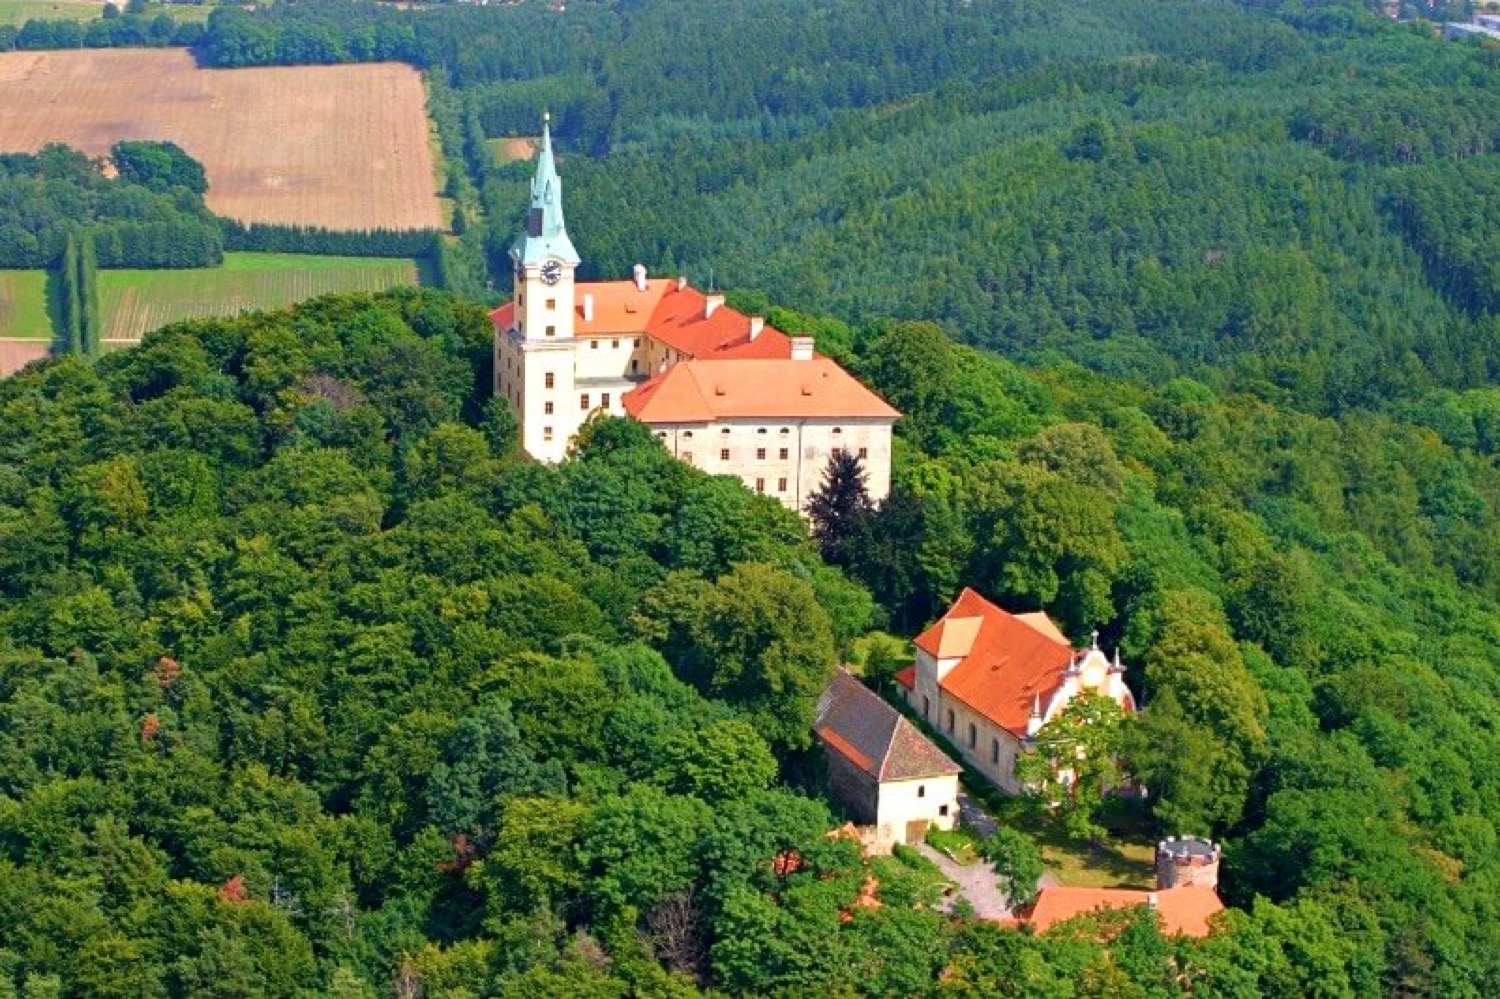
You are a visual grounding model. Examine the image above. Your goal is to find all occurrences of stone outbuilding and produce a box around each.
[814,669,961,854]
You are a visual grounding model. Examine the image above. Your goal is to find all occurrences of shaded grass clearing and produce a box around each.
[874,678,1156,890]
[988,796,1157,889]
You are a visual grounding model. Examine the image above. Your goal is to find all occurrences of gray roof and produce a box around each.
[815,670,961,781]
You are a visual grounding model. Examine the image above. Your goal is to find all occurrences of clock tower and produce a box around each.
[510,114,581,343]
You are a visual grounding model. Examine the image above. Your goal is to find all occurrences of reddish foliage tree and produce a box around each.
[219,875,248,904]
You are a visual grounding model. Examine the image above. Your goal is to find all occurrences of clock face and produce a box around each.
[541,260,563,285]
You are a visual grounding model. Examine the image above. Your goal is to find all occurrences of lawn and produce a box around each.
[0,270,54,341]
[0,1,217,25]
[926,825,983,865]
[99,252,422,341]
[988,797,1157,890]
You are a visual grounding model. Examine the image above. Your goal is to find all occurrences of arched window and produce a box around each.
[945,709,954,732]
[968,723,977,748]
[991,739,1000,764]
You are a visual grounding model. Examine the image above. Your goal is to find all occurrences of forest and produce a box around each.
[4,0,1500,994]
[0,144,222,271]
[3,279,1500,993]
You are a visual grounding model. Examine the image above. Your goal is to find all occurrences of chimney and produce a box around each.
[790,335,814,361]
[749,315,765,341]
[676,275,688,291]
[582,293,594,322]
[704,293,725,319]
[633,263,648,292]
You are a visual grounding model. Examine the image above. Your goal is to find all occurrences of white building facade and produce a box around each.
[492,119,898,510]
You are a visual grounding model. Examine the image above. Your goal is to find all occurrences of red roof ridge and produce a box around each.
[913,588,1077,737]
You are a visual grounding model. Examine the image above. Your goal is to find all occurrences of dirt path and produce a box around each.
[914,842,1012,919]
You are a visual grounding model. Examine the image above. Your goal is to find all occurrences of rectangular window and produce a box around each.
[755,478,765,493]
[633,338,641,347]
[720,448,730,461]
[939,804,949,817]
[612,339,619,348]
[756,448,766,460]
[630,359,640,373]
[858,447,868,459]
[544,401,554,415]
[777,477,788,492]
[779,447,789,460]
[580,394,590,410]
[543,427,554,441]
[923,696,930,718]
[545,325,556,337]
[917,785,926,799]
[545,373,555,389]
[601,393,611,408]
[546,298,556,310]
[590,340,599,350]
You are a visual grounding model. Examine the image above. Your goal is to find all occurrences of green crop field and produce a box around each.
[0,1,103,25]
[0,1,217,26]
[100,252,422,342]
[0,270,54,341]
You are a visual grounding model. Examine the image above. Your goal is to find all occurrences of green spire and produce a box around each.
[512,113,580,267]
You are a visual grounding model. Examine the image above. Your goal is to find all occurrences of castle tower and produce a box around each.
[501,114,584,463]
[1156,836,1221,890]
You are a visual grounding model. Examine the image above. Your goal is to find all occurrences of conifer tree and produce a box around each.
[79,233,101,357]
[805,450,872,569]
[59,233,82,354]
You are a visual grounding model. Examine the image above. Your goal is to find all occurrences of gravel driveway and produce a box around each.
[913,842,1012,918]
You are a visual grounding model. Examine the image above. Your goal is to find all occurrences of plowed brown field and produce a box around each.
[0,48,442,231]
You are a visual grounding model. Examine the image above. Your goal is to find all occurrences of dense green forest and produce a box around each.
[5,0,1500,994]
[0,144,222,270]
[4,284,1500,994]
[125,0,1500,413]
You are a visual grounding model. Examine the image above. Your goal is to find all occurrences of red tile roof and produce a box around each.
[622,357,900,424]
[487,279,795,359]
[1023,885,1223,938]
[914,588,1076,737]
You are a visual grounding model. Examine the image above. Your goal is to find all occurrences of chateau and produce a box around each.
[895,588,1136,794]
[491,120,897,510]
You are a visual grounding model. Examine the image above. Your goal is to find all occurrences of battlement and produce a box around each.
[1156,836,1220,890]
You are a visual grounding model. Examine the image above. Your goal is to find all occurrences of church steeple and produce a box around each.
[512,113,580,267]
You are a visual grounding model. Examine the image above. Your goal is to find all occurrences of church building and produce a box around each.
[894,588,1136,794]
[491,119,897,511]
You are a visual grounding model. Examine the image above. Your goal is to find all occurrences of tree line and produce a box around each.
[0,145,223,271]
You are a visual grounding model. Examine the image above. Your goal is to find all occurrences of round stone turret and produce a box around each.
[1156,836,1220,890]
